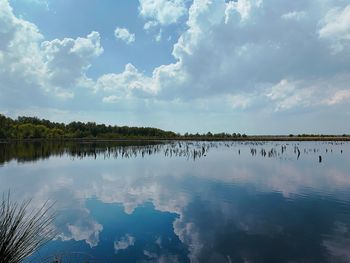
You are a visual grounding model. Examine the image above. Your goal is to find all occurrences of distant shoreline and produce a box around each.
[1,115,349,143]
[1,136,350,143]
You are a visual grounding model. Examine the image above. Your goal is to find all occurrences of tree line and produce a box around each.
[0,114,177,140]
[0,114,249,140]
[0,114,250,140]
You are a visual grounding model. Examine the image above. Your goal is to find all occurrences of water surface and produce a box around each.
[1,141,350,263]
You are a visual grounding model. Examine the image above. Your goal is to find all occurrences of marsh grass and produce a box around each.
[0,192,56,263]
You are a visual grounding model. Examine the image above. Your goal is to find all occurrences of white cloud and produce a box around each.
[139,0,187,26]
[225,0,262,23]
[102,95,119,104]
[265,74,350,111]
[324,90,350,106]
[281,11,306,21]
[155,29,162,42]
[144,20,158,30]
[96,63,158,99]
[114,27,135,44]
[228,94,253,109]
[138,0,350,111]
[18,0,50,9]
[319,5,350,39]
[114,234,135,253]
[41,31,103,90]
[319,5,350,52]
[266,79,315,111]
[0,0,103,105]
[0,0,46,96]
[2,0,350,132]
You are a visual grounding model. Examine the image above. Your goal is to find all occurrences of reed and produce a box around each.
[0,192,56,263]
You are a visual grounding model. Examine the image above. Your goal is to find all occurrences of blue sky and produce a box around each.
[1,0,350,134]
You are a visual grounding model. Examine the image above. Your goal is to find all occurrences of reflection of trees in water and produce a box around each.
[0,141,346,165]
[0,141,210,164]
[0,141,160,165]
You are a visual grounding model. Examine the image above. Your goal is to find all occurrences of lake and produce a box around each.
[1,141,350,263]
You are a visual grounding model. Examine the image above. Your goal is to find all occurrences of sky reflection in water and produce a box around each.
[0,141,350,263]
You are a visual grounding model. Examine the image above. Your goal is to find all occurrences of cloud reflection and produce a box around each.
[1,141,350,262]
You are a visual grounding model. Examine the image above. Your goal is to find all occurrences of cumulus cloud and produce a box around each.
[114,27,135,44]
[144,20,158,30]
[0,0,46,100]
[225,0,262,22]
[130,0,350,113]
[0,0,103,106]
[2,0,350,132]
[96,63,158,98]
[158,0,325,99]
[265,79,314,111]
[41,31,103,90]
[264,74,350,111]
[139,0,187,26]
[319,4,350,52]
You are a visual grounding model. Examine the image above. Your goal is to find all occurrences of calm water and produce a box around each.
[1,141,350,263]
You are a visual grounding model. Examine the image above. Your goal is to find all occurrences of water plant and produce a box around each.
[0,192,55,263]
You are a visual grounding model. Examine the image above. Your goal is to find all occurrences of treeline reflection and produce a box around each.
[0,141,208,164]
[0,141,346,165]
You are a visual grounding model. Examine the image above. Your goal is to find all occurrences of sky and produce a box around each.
[1,0,350,134]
